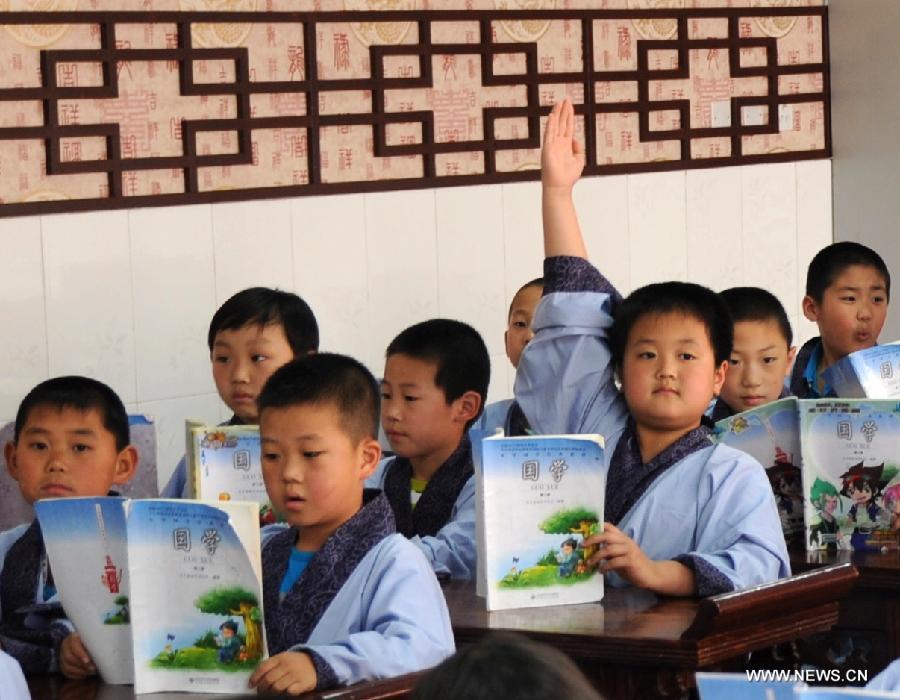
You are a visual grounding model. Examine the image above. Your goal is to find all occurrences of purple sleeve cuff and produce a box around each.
[543,256,620,297]
[674,554,735,597]
[308,649,339,690]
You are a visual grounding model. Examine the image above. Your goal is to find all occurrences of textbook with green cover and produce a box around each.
[34,497,266,694]
[476,433,605,611]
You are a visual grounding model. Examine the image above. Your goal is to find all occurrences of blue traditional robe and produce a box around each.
[0,521,75,674]
[514,256,791,595]
[868,658,900,692]
[262,491,454,689]
[0,650,28,698]
[367,436,476,580]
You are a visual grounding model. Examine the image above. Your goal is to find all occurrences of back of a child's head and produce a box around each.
[609,282,733,367]
[257,352,379,444]
[805,242,891,303]
[720,286,793,347]
[386,319,490,417]
[207,287,319,355]
[14,376,130,451]
[411,633,603,700]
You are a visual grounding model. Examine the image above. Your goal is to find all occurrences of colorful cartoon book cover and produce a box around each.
[478,434,605,612]
[35,497,266,694]
[823,343,900,399]
[799,399,900,552]
[695,672,796,699]
[186,421,277,527]
[712,397,804,544]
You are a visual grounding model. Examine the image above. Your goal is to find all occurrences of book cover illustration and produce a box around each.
[479,434,604,612]
[713,397,804,543]
[187,421,277,527]
[823,343,900,399]
[127,500,265,694]
[800,400,900,552]
[34,497,133,684]
[695,672,796,699]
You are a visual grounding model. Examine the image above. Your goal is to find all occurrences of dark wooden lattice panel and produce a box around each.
[0,8,829,217]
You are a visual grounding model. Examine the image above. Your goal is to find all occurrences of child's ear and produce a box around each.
[111,445,139,486]
[4,441,18,480]
[785,345,798,376]
[453,390,483,424]
[712,360,729,397]
[802,295,819,322]
[357,438,382,481]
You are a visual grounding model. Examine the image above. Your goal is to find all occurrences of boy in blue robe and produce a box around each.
[708,287,796,422]
[368,319,490,580]
[514,99,790,596]
[474,277,543,437]
[790,242,890,399]
[250,353,454,695]
[1,377,138,676]
[160,287,318,498]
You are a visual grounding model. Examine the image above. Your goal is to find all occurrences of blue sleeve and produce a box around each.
[160,455,189,499]
[296,539,455,688]
[515,257,629,442]
[411,476,476,580]
[0,651,29,698]
[689,447,791,592]
[869,659,900,692]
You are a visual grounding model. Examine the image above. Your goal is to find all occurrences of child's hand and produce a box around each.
[59,632,97,679]
[541,98,585,194]
[250,650,317,696]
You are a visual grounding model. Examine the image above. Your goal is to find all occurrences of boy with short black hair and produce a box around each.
[250,354,454,695]
[475,278,543,436]
[369,319,490,580]
[710,286,797,421]
[161,286,319,497]
[516,99,789,596]
[1,376,139,677]
[791,242,890,398]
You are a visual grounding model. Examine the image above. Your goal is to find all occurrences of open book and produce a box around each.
[34,497,266,694]
[823,343,900,399]
[186,420,277,527]
[474,433,605,611]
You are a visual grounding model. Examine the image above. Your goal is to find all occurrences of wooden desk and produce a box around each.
[446,564,857,699]
[27,672,425,700]
[791,547,900,678]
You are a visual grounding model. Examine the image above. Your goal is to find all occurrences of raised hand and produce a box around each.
[541,97,585,194]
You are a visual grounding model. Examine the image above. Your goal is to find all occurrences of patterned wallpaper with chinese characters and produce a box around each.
[0,0,827,216]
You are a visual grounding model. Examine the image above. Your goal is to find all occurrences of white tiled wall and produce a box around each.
[0,161,833,488]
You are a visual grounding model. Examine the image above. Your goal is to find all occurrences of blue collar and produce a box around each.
[802,341,834,398]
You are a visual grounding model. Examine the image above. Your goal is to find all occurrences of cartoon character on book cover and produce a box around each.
[801,401,900,552]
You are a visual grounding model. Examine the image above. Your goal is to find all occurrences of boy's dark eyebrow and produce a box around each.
[22,426,97,437]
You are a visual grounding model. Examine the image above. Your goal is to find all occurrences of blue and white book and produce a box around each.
[34,497,265,694]
[823,343,900,399]
[477,433,604,611]
[186,421,277,527]
[695,671,797,699]
[713,398,804,544]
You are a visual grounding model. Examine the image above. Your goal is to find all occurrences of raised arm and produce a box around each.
[542,98,587,259]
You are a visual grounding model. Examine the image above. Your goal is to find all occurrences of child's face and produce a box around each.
[720,319,795,413]
[221,627,234,638]
[4,406,137,505]
[505,285,543,369]
[260,403,380,539]
[802,265,888,366]
[620,312,727,434]
[211,323,296,423]
[381,353,477,468]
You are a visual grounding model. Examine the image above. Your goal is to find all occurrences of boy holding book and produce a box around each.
[516,99,789,596]
[1,376,138,676]
[251,354,454,695]
[709,286,796,421]
[161,286,319,498]
[790,241,890,398]
[475,277,543,436]
[368,319,489,580]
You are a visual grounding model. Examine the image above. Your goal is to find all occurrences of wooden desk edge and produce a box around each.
[682,563,858,640]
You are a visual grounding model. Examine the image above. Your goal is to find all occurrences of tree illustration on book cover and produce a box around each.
[150,585,263,671]
[499,507,599,588]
